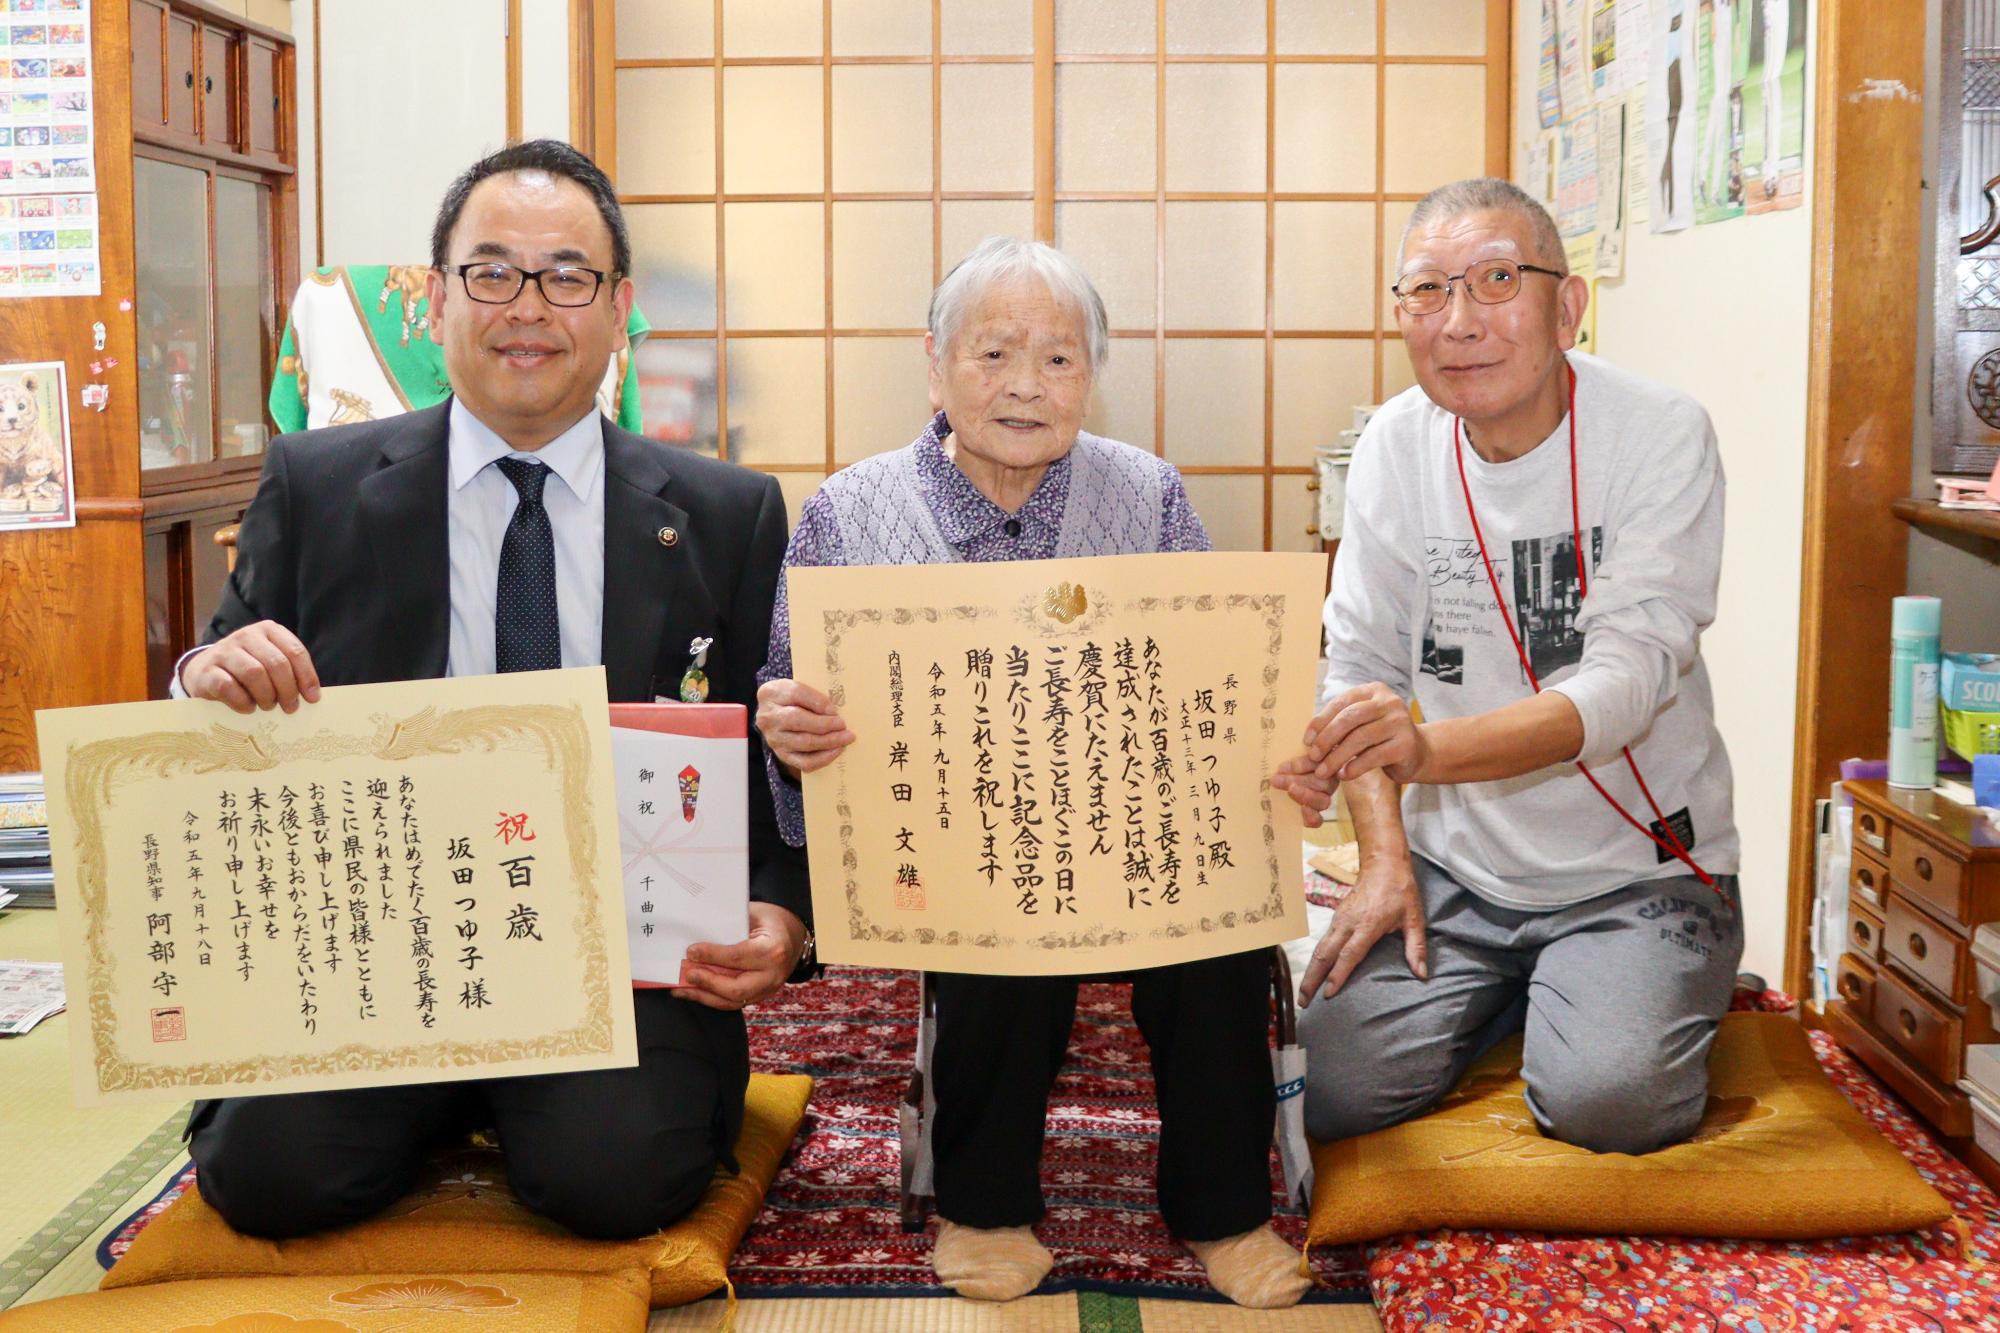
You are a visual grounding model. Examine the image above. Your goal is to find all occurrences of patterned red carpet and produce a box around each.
[730,966,1366,1300]
[1366,1029,2000,1331]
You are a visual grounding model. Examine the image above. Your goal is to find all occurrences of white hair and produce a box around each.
[1400,177,1568,273]
[927,236,1110,372]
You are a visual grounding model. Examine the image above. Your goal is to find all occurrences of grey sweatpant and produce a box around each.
[1299,855,1743,1155]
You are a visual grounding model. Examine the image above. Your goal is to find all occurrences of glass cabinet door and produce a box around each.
[135,155,214,470]
[213,174,274,458]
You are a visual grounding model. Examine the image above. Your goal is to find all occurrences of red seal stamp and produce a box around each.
[150,1006,185,1043]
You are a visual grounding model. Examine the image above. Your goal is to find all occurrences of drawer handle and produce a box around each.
[184,71,194,89]
[205,75,214,94]
[1915,855,1933,882]
[1858,867,1876,893]
[1854,919,1874,946]
[1909,932,1928,961]
[1840,971,1865,1002]
[1899,1008,1919,1039]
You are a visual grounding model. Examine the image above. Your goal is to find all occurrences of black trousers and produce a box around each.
[929,948,1275,1242]
[187,990,748,1240]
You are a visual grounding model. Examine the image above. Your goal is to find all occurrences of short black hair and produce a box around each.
[430,139,630,278]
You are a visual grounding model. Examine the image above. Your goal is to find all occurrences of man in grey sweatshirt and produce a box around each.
[1272,177,1742,1155]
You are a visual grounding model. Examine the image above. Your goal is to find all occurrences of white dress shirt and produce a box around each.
[444,399,605,678]
[175,400,608,694]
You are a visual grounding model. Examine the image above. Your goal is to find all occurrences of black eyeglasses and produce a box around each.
[448,262,616,307]
[1390,258,1565,316]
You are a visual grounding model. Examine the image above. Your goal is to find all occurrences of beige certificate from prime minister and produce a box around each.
[38,668,636,1105]
[791,552,1324,974]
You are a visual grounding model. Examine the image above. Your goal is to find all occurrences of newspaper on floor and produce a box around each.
[0,959,63,1035]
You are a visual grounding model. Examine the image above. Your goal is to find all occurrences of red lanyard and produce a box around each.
[1451,366,1722,900]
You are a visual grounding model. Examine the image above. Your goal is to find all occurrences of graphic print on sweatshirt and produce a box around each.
[1422,525,1603,688]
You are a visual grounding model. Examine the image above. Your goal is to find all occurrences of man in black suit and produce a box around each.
[174,140,811,1241]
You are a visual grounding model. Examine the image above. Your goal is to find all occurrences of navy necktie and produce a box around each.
[494,457,561,673]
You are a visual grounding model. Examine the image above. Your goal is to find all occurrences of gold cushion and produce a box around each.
[1305,1014,1952,1247]
[102,1072,812,1308]
[0,1271,652,1332]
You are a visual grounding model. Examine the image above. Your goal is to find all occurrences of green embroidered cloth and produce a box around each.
[268,264,651,434]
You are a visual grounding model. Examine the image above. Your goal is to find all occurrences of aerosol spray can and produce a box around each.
[1889,595,1942,790]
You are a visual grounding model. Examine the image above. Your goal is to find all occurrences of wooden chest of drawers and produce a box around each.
[1827,781,2000,1147]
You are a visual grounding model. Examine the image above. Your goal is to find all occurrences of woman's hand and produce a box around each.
[755,678,855,778]
[1298,849,1427,1007]
[1270,753,1339,827]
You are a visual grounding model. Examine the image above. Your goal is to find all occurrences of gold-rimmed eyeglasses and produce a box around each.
[448,262,616,307]
[1390,258,1565,316]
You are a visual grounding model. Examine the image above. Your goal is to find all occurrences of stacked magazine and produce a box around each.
[0,773,51,910]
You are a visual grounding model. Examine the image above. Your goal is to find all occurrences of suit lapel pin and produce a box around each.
[679,636,713,702]
[658,525,679,547]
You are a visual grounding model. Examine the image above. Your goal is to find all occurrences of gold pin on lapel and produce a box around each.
[658,525,679,547]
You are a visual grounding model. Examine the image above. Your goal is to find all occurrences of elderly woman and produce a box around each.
[754,238,1310,1309]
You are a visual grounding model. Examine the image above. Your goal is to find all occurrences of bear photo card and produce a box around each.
[0,359,74,530]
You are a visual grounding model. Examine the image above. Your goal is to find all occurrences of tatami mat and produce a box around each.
[0,912,187,1256]
[651,1294,1382,1331]
[7,1152,188,1308]
[1134,1299,1381,1331]
[0,910,196,1308]
[652,1295,1087,1332]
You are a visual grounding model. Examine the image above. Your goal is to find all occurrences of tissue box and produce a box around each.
[1943,653,2000,712]
[1964,1076,2000,1164]
[1977,924,2000,1028]
[1971,1044,2000,1106]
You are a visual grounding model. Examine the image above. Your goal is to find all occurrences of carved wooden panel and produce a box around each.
[1937,0,2000,474]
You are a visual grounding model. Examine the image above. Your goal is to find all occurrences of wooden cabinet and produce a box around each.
[1848,896,1885,963]
[1886,892,1971,1006]
[141,486,256,698]
[130,0,297,699]
[199,22,235,150]
[1827,780,2000,1169]
[164,8,198,141]
[131,0,168,133]
[1932,0,2000,477]
[1836,953,1878,1014]
[246,36,284,160]
[132,0,292,163]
